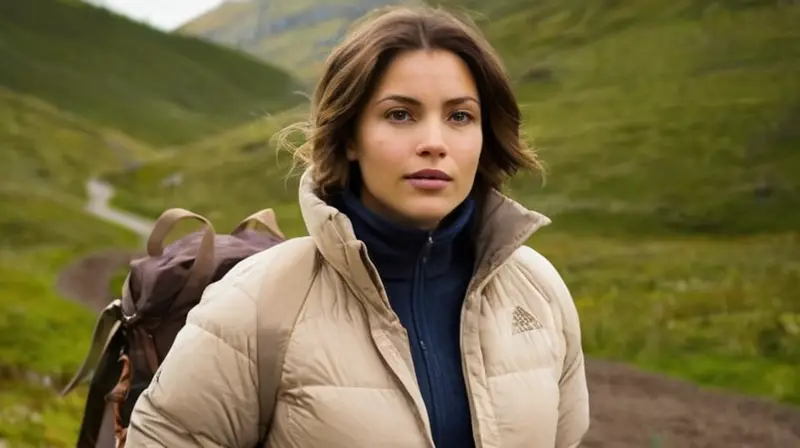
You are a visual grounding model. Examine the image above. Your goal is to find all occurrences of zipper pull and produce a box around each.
[421,234,433,264]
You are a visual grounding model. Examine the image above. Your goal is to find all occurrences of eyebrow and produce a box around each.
[377,94,480,107]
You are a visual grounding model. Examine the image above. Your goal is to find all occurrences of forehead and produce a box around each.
[371,49,479,101]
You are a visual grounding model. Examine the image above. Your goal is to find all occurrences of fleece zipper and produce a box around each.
[409,233,437,439]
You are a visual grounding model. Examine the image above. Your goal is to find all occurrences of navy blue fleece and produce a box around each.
[334,186,476,448]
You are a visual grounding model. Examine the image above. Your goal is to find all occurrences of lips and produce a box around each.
[404,169,452,191]
[404,169,452,181]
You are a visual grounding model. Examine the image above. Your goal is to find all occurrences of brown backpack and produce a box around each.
[61,207,311,447]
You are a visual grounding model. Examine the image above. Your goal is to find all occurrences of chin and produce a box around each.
[400,202,457,228]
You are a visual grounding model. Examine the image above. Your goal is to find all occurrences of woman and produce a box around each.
[126,5,589,448]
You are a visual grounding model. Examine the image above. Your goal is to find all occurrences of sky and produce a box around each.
[87,0,228,31]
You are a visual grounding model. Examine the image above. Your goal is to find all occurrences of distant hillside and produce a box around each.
[177,0,417,80]
[104,107,310,232]
[0,87,154,197]
[0,0,304,146]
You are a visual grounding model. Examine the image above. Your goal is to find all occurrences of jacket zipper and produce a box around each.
[411,234,436,439]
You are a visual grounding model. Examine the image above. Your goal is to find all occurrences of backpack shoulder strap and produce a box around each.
[255,236,320,441]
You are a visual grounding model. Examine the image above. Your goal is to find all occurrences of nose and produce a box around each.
[415,121,448,158]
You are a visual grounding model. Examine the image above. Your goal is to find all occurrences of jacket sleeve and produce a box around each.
[520,247,591,448]
[125,275,262,447]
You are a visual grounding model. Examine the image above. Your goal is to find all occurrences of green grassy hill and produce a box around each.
[469,0,800,236]
[177,0,418,81]
[0,88,144,445]
[105,106,310,232]
[107,0,800,405]
[0,195,139,446]
[0,86,155,196]
[0,0,304,146]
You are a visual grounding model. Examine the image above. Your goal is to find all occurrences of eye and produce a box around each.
[386,109,412,122]
[450,111,474,124]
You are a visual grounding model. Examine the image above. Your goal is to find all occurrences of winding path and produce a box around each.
[84,178,154,238]
[54,179,800,447]
[54,179,156,448]
[56,179,152,313]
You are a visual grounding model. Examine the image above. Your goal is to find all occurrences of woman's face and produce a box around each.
[348,49,483,230]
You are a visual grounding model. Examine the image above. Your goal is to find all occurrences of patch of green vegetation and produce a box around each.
[532,231,800,403]
[479,0,800,234]
[0,87,143,445]
[0,0,305,146]
[0,87,154,196]
[107,0,800,406]
[104,108,310,233]
[0,191,140,446]
[0,379,90,448]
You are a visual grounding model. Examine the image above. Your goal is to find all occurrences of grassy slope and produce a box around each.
[105,106,311,233]
[0,0,304,146]
[177,0,417,81]
[107,0,800,405]
[0,196,140,447]
[0,89,143,445]
[0,86,155,197]
[490,0,800,235]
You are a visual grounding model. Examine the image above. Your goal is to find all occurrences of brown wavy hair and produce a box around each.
[276,5,541,199]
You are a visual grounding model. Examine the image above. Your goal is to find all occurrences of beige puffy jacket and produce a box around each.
[126,169,590,447]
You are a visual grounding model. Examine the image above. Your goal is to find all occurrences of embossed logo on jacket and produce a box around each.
[511,306,543,334]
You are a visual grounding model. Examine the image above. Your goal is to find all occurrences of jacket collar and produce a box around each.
[298,168,551,307]
[331,181,475,280]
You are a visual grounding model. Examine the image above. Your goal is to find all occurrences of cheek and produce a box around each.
[360,133,407,171]
[356,136,407,197]
[455,129,483,173]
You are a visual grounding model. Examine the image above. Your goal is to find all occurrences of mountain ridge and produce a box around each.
[0,0,305,146]
[177,0,419,80]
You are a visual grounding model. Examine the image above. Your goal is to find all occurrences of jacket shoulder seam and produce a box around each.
[188,319,254,365]
[508,246,577,320]
[223,236,318,304]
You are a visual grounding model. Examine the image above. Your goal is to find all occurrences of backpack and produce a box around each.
[61,207,313,447]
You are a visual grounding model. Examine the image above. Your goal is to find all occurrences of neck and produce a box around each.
[334,187,475,280]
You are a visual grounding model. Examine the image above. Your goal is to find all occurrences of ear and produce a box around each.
[346,140,358,161]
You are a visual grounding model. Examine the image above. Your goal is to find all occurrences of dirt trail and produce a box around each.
[56,179,150,310]
[583,360,799,447]
[84,178,153,238]
[55,249,142,312]
[55,181,800,447]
